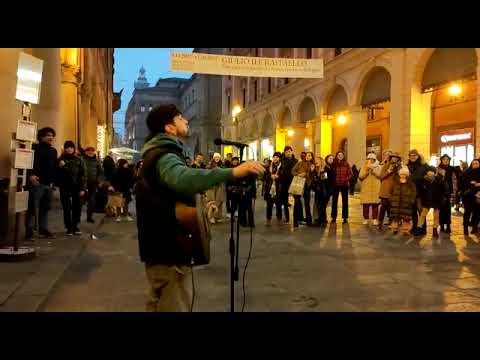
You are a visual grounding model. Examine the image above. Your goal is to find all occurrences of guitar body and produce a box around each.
[175,193,211,266]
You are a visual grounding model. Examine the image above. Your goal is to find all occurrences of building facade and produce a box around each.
[222,48,479,169]
[0,48,114,178]
[125,48,223,157]
[124,68,188,151]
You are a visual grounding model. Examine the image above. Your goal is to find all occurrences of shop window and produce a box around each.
[268,78,272,94]
[140,105,145,112]
[254,80,258,102]
[227,94,231,114]
[242,88,246,108]
[306,48,313,59]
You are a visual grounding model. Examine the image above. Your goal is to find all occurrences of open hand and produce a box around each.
[59,160,66,167]
[232,161,265,178]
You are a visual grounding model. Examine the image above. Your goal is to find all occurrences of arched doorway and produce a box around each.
[297,97,317,155]
[360,67,391,158]
[327,85,349,157]
[260,114,275,160]
[276,106,293,154]
[423,48,478,166]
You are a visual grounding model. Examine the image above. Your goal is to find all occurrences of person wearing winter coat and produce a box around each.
[407,149,429,234]
[389,166,417,236]
[377,152,402,229]
[263,152,284,225]
[279,146,298,223]
[82,146,103,223]
[331,151,353,223]
[102,153,116,182]
[57,141,87,236]
[206,152,226,222]
[350,165,360,196]
[460,159,480,235]
[437,154,459,233]
[111,158,135,222]
[359,153,381,225]
[412,166,448,238]
[312,156,333,226]
[291,151,315,227]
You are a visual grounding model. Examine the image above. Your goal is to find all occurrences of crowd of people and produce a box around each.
[25,126,143,240]
[192,146,480,238]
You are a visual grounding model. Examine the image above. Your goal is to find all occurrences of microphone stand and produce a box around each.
[229,145,245,312]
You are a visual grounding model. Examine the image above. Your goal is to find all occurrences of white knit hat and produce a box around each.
[398,165,410,177]
[367,153,377,160]
[213,152,221,159]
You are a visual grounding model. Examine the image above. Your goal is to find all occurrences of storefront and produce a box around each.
[260,138,274,160]
[438,128,475,166]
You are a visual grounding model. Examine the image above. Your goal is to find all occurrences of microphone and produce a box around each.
[214,138,248,148]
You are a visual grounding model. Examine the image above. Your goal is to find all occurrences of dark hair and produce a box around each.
[145,104,182,138]
[284,146,293,152]
[64,140,75,149]
[37,127,56,141]
[196,153,204,157]
[85,146,96,152]
[118,159,128,168]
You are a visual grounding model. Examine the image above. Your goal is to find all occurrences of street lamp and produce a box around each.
[448,83,462,97]
[337,114,347,125]
[232,105,242,122]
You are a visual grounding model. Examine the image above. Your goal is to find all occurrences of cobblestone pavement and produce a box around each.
[39,195,480,312]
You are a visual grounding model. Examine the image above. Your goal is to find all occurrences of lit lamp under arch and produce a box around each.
[337,114,347,125]
[448,83,462,97]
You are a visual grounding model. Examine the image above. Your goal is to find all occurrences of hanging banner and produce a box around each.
[170,51,324,79]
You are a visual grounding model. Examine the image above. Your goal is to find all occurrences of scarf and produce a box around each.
[270,162,281,198]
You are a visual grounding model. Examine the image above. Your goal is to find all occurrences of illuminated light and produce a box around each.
[97,125,106,159]
[441,133,471,143]
[429,155,439,167]
[261,138,270,147]
[16,52,44,104]
[337,115,347,125]
[287,129,295,137]
[448,83,462,96]
[232,105,242,117]
[304,138,310,148]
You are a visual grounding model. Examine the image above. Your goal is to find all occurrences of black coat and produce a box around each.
[263,162,283,200]
[311,166,333,199]
[418,175,448,209]
[279,156,298,194]
[27,142,58,186]
[111,166,135,201]
[56,153,87,191]
[390,177,417,219]
[460,168,480,204]
[102,156,116,181]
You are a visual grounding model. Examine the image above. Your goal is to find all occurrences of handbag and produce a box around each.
[288,176,306,196]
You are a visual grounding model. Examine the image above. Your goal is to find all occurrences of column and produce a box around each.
[389,49,405,154]
[347,106,368,169]
[409,85,432,159]
[0,48,24,177]
[476,61,480,157]
[79,83,93,149]
[60,64,80,146]
[31,48,61,152]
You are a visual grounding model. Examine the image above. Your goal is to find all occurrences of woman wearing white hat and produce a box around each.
[359,152,381,225]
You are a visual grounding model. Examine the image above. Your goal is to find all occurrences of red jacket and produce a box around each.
[333,160,353,187]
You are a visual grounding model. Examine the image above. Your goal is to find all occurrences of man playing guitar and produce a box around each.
[135,104,264,312]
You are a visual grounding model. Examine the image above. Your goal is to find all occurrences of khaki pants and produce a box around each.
[390,219,412,234]
[418,208,440,228]
[145,264,192,312]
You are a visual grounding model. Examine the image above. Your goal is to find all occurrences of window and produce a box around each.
[268,78,272,94]
[140,105,145,112]
[227,94,231,114]
[255,48,259,57]
[306,48,313,59]
[242,88,246,108]
[254,80,258,102]
[334,48,342,57]
[285,78,289,85]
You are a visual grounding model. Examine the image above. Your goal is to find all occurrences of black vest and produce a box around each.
[135,146,194,265]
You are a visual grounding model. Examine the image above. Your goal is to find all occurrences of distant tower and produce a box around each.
[134,66,150,89]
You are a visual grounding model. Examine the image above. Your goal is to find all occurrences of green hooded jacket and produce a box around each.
[141,133,234,196]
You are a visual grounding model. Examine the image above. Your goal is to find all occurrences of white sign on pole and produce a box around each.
[14,148,34,169]
[16,120,37,142]
[170,51,324,79]
[15,191,29,213]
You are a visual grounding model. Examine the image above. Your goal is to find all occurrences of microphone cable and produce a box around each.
[241,198,255,312]
[190,265,195,312]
